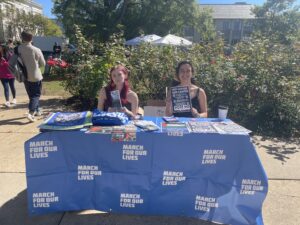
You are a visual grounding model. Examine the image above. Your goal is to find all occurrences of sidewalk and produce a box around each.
[0,83,299,225]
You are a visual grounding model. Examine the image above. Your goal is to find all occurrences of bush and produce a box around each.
[250,100,300,137]
[55,29,300,137]
[232,37,300,137]
[128,38,228,107]
[60,26,128,110]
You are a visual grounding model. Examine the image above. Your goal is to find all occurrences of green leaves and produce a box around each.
[1,6,62,39]
[232,37,300,137]
[53,0,215,42]
[252,0,300,44]
[56,26,299,137]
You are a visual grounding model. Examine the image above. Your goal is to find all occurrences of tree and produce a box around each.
[2,5,62,40]
[53,0,215,42]
[43,19,63,36]
[252,0,300,44]
[0,0,23,2]
[193,6,216,42]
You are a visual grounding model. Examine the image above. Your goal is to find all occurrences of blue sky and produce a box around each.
[37,0,300,18]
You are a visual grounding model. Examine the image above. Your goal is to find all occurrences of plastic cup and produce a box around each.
[218,105,228,120]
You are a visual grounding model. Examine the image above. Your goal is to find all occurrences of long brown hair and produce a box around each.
[104,64,130,109]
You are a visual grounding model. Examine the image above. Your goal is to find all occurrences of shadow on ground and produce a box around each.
[0,116,32,126]
[0,190,220,225]
[0,98,68,111]
[0,190,63,225]
[0,98,69,126]
[253,136,300,163]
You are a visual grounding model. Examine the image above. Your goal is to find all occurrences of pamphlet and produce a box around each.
[212,122,251,135]
[133,120,159,131]
[111,126,125,141]
[87,124,137,141]
[86,126,113,134]
[111,125,137,142]
[162,116,179,123]
[187,121,218,133]
[111,90,122,109]
[170,86,192,114]
[161,122,190,135]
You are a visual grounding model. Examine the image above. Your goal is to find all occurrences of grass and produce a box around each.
[43,80,70,97]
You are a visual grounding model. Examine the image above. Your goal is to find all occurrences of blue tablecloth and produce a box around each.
[25,117,268,225]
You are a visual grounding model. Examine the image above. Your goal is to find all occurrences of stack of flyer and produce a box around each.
[186,121,251,135]
[133,120,160,131]
[86,125,137,142]
[39,111,92,131]
[85,126,113,134]
[161,122,190,134]
[212,121,252,135]
[187,121,218,133]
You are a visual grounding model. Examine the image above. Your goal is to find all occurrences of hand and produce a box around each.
[120,107,131,115]
[191,108,200,118]
[107,107,116,112]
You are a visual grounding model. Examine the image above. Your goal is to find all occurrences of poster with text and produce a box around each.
[171,86,192,114]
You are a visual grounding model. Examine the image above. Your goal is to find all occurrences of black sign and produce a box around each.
[171,86,192,114]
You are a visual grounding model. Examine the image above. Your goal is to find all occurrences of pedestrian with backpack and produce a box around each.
[18,31,45,122]
[0,44,17,107]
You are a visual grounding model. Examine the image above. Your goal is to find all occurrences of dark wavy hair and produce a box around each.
[104,64,130,109]
[173,60,196,86]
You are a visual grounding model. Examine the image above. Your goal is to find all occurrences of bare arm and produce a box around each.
[97,87,106,110]
[198,88,208,118]
[125,91,139,117]
[165,88,173,116]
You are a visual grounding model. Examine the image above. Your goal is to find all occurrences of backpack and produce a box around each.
[8,46,27,83]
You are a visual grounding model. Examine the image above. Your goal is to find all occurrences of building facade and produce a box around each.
[185,2,256,45]
[0,0,43,41]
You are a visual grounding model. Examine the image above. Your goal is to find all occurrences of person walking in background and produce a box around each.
[0,44,16,107]
[18,31,45,122]
[7,39,14,55]
[53,42,61,58]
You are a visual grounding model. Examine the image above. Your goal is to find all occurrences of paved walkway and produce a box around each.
[0,83,299,225]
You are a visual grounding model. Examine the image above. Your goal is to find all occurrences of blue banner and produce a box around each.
[25,118,268,225]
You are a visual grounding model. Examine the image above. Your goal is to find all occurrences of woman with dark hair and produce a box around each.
[0,44,16,107]
[165,61,207,118]
[97,64,139,118]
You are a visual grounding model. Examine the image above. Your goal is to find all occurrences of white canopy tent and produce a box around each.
[125,34,161,45]
[152,34,192,46]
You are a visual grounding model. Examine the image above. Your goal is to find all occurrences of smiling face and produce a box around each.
[110,67,128,86]
[177,63,193,84]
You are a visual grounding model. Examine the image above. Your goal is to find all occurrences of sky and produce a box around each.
[36,0,300,19]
